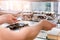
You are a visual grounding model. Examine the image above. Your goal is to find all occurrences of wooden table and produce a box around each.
[47,33,60,40]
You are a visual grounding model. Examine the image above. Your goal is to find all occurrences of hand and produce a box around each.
[39,20,56,31]
[0,14,17,24]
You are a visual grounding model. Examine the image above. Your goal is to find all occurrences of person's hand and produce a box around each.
[0,14,17,24]
[39,20,56,31]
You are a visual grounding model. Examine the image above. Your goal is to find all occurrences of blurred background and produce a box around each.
[0,0,59,40]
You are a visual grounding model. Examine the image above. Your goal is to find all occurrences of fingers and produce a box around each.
[10,16,17,24]
[12,16,17,22]
[47,21,56,27]
[52,24,56,27]
[6,14,17,24]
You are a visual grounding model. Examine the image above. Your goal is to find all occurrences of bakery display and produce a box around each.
[45,12,55,20]
[21,12,55,22]
[22,13,33,21]
[32,13,46,22]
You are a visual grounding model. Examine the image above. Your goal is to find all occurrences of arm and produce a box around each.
[0,14,7,24]
[0,20,56,40]
[18,20,56,40]
[0,23,42,40]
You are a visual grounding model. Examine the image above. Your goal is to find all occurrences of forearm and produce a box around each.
[27,23,43,39]
[18,22,43,40]
[0,17,5,24]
